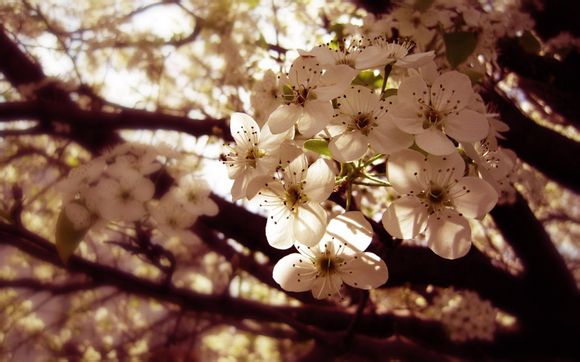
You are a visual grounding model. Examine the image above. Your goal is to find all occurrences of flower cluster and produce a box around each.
[429,288,498,342]
[58,143,218,239]
[227,6,518,298]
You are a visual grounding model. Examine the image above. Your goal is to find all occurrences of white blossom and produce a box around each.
[273,211,388,299]
[355,37,435,70]
[256,155,335,249]
[223,113,292,201]
[390,71,489,156]
[327,85,413,162]
[382,149,497,259]
[174,176,219,217]
[91,170,155,222]
[267,56,354,138]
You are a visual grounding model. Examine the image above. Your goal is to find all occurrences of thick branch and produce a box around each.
[0,100,231,142]
[483,86,580,193]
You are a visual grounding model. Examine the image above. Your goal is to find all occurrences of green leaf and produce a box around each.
[519,30,541,54]
[444,31,478,68]
[304,139,331,157]
[55,206,89,264]
[352,70,383,89]
[382,88,398,98]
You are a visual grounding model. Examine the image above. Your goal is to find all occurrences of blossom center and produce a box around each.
[245,147,266,168]
[423,108,443,129]
[285,184,306,210]
[315,254,343,276]
[350,113,375,136]
[119,190,132,201]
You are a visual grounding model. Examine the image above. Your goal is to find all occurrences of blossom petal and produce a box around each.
[445,109,489,143]
[450,177,498,219]
[415,127,456,155]
[354,45,389,69]
[387,149,428,194]
[293,203,327,246]
[267,104,302,135]
[426,210,472,259]
[398,75,429,105]
[230,113,259,145]
[311,274,343,299]
[338,85,379,115]
[431,71,473,113]
[390,100,425,134]
[369,117,414,155]
[299,101,333,137]
[329,131,368,163]
[341,252,388,289]
[288,56,322,88]
[303,158,335,202]
[426,151,465,186]
[395,51,435,68]
[325,211,373,255]
[316,65,357,101]
[273,253,316,292]
[132,178,155,202]
[265,207,295,249]
[382,196,429,239]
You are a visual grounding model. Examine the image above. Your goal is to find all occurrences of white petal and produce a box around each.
[426,151,465,186]
[398,75,429,105]
[390,100,425,134]
[395,51,435,68]
[382,196,429,239]
[267,104,302,134]
[338,85,380,115]
[311,273,343,299]
[387,149,428,194]
[445,109,489,143]
[430,71,473,113]
[293,203,327,247]
[273,253,316,292]
[354,46,390,69]
[200,198,219,217]
[266,207,295,249]
[329,131,368,163]
[288,56,322,88]
[450,177,498,219]
[368,117,414,155]
[259,122,293,151]
[306,45,338,66]
[341,252,388,289]
[426,210,472,259]
[133,178,155,202]
[324,211,373,255]
[303,158,335,202]
[284,154,308,185]
[230,113,260,145]
[298,101,333,137]
[316,65,357,101]
[415,127,456,156]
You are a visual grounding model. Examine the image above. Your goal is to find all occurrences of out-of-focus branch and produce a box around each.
[483,86,580,193]
[0,100,231,142]
[491,193,579,325]
[0,277,97,294]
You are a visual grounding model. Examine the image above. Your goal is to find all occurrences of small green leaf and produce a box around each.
[55,206,89,264]
[382,88,398,98]
[352,70,383,89]
[304,139,331,157]
[256,34,268,49]
[444,31,478,68]
[519,31,541,54]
